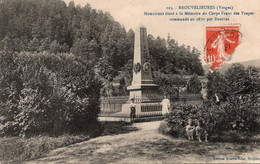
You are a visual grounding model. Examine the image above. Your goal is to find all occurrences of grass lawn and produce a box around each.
[0,135,90,162]
[0,121,137,163]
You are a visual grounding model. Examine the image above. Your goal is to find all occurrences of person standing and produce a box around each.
[195,121,202,142]
[214,93,220,105]
[130,98,136,123]
[161,95,171,115]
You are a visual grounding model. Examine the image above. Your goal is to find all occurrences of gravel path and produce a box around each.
[26,121,260,164]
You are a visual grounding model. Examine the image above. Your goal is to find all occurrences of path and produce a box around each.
[26,121,260,164]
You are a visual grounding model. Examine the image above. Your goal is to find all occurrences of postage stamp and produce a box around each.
[205,26,241,70]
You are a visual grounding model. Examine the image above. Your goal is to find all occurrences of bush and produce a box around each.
[158,121,171,135]
[187,73,202,94]
[153,71,185,95]
[165,95,260,142]
[166,105,200,138]
[206,64,260,101]
[0,51,101,137]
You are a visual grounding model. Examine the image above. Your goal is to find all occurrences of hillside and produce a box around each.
[203,59,260,74]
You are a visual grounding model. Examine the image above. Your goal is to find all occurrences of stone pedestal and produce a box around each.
[121,24,162,117]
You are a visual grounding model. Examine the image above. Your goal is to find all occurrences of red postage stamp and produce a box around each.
[205,26,240,70]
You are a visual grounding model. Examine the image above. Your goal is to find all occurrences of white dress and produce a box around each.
[161,98,170,115]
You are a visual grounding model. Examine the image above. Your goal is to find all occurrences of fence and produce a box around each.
[100,94,203,114]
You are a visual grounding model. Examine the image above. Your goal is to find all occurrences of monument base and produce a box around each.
[127,83,159,99]
[121,102,162,117]
[121,84,162,117]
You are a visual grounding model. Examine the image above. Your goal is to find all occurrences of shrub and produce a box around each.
[165,95,260,142]
[206,71,228,101]
[158,121,171,135]
[166,105,200,138]
[0,51,101,137]
[153,71,185,95]
[187,73,202,94]
[206,64,260,101]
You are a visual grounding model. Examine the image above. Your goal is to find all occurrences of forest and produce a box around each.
[0,0,204,137]
[0,0,205,94]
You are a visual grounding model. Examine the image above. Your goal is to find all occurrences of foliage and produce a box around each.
[225,63,260,96]
[70,38,100,65]
[165,94,260,141]
[148,35,204,76]
[158,121,171,135]
[153,71,186,95]
[0,51,101,137]
[0,0,204,97]
[165,63,260,142]
[116,59,133,96]
[0,121,138,162]
[0,135,90,162]
[206,63,260,101]
[187,73,202,94]
[206,71,227,100]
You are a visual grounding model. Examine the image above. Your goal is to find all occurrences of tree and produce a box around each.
[187,73,202,94]
[224,63,260,101]
[225,63,252,95]
[116,59,133,96]
[0,51,22,136]
[206,71,227,101]
[0,0,205,100]
[154,71,185,96]
[95,56,118,96]
[0,51,101,137]
[148,35,167,71]
[247,66,260,95]
[70,38,100,64]
[206,63,260,102]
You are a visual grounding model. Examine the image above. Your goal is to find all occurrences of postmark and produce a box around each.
[205,26,241,70]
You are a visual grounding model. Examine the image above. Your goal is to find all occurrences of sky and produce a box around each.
[64,0,260,65]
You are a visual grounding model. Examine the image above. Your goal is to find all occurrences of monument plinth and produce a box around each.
[121,25,162,117]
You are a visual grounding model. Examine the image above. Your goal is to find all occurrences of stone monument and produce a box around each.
[121,24,162,117]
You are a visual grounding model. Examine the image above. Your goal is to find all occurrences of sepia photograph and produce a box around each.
[0,0,260,163]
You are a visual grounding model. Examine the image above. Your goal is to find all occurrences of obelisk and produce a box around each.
[121,24,161,117]
[127,24,158,98]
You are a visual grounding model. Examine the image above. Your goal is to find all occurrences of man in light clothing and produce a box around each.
[161,95,171,115]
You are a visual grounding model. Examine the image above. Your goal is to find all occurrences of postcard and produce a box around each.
[0,0,259,163]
